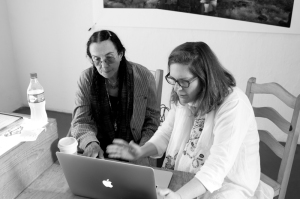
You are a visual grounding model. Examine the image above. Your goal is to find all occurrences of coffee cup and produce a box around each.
[58,137,78,154]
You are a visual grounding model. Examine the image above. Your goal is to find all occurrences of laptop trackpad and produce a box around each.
[153,169,173,189]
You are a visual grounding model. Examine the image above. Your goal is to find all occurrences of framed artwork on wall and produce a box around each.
[92,0,300,34]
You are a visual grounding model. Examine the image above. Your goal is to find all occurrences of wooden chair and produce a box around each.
[150,69,164,106]
[245,77,300,199]
[148,69,164,167]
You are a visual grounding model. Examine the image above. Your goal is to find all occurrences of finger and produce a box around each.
[107,148,122,158]
[118,144,124,154]
[157,188,171,196]
[106,144,121,153]
[108,154,119,159]
[82,151,88,157]
[90,145,101,158]
[82,149,91,157]
[112,139,129,146]
[98,151,105,159]
[91,150,98,158]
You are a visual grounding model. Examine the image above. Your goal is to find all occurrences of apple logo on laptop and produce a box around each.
[102,179,113,188]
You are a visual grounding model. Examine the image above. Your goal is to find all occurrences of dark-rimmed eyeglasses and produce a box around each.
[91,53,117,66]
[165,73,198,88]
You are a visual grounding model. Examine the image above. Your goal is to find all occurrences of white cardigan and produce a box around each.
[148,87,273,199]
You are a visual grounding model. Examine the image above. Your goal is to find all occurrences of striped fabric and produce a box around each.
[71,61,160,151]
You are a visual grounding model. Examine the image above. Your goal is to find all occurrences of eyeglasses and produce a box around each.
[91,53,118,66]
[165,73,198,88]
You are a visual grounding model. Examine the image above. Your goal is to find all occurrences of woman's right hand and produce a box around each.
[106,139,142,161]
[83,142,104,159]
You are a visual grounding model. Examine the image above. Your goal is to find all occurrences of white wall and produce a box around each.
[5,0,93,113]
[98,27,300,106]
[0,0,22,112]
[4,0,300,142]
[97,27,300,142]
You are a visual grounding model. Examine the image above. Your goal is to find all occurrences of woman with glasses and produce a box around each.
[107,42,273,198]
[70,30,160,165]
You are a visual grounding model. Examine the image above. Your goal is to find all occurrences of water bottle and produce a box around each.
[27,73,48,124]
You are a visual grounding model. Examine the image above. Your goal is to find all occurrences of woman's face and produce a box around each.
[89,40,123,79]
[169,63,200,104]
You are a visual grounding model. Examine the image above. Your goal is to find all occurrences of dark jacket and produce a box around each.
[71,61,160,151]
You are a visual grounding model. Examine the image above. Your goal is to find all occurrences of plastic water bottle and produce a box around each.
[27,73,48,124]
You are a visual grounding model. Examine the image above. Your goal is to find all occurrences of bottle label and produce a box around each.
[28,92,45,103]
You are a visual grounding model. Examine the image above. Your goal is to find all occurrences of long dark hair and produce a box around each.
[86,30,127,65]
[168,42,236,116]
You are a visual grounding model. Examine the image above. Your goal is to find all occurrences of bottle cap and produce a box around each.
[30,73,37,79]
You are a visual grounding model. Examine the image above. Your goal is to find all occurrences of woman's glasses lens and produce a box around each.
[166,77,176,85]
[166,76,189,88]
[92,55,116,65]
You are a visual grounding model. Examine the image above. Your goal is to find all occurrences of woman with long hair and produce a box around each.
[70,30,160,165]
[107,41,273,198]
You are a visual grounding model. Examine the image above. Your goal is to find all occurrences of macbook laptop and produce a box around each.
[56,152,173,199]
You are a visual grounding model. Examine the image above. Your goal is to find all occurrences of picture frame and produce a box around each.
[92,0,300,35]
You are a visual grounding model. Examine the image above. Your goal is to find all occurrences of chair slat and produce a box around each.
[261,173,280,197]
[150,69,163,106]
[247,77,300,199]
[258,130,284,158]
[254,107,291,134]
[251,83,296,109]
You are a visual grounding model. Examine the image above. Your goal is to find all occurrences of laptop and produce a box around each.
[56,152,173,199]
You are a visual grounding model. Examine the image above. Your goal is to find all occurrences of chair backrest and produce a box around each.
[150,69,164,106]
[148,69,164,167]
[245,77,300,199]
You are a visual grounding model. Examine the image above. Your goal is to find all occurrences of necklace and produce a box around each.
[104,81,119,132]
[106,78,119,89]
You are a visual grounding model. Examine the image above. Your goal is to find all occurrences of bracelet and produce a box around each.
[86,141,99,149]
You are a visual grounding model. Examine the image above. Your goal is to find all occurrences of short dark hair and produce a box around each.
[86,30,127,63]
[168,42,236,116]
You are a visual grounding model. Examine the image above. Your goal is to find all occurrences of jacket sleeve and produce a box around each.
[139,71,160,146]
[70,69,99,151]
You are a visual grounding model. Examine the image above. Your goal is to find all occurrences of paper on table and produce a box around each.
[0,118,46,156]
[0,113,22,131]
[19,118,46,141]
[0,135,21,156]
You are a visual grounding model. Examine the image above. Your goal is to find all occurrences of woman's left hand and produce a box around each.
[156,188,181,199]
